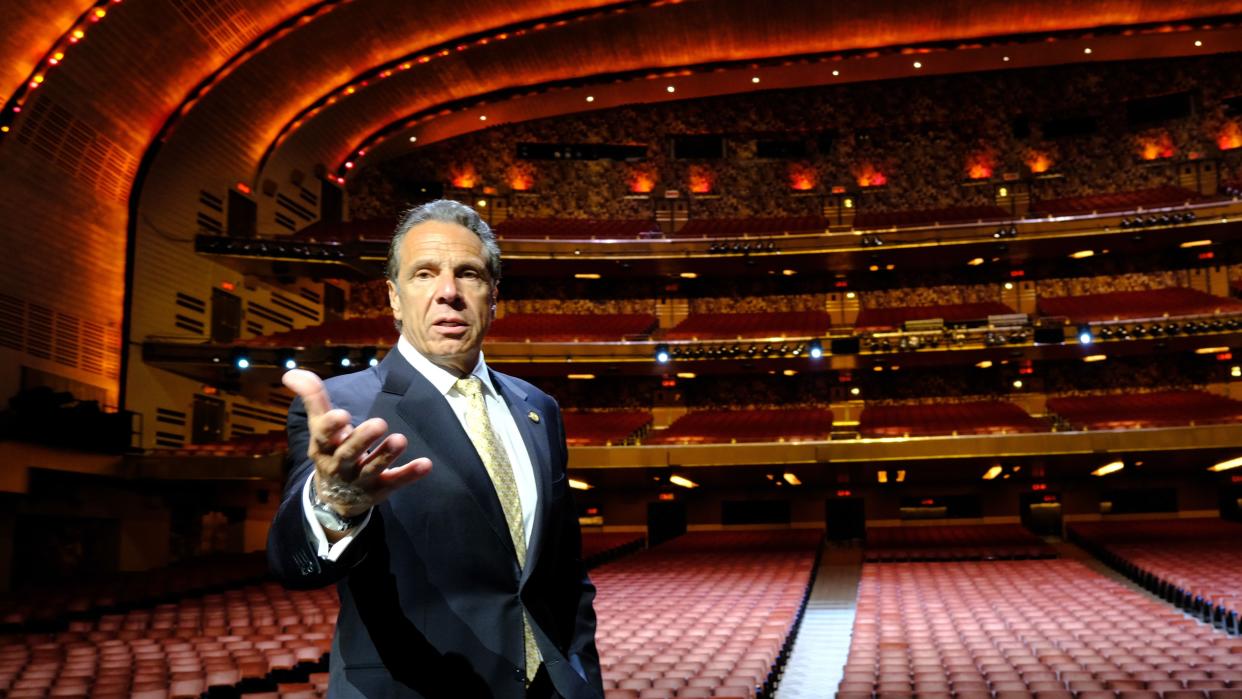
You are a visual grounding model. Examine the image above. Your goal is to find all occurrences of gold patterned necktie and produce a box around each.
[454,376,541,682]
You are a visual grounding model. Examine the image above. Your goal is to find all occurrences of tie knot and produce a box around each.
[455,376,484,399]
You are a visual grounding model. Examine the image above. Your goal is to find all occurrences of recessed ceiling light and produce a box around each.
[666,85,676,93]
[751,76,760,84]
[1084,47,1093,54]
[913,61,922,69]
[832,70,840,76]
[479,115,487,121]
[1194,40,1203,47]
[585,95,594,102]
[1002,56,1010,62]
[409,136,418,142]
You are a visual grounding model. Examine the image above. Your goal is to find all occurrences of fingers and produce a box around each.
[374,457,434,491]
[283,369,332,418]
[333,417,391,469]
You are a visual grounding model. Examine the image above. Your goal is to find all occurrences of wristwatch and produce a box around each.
[310,477,368,532]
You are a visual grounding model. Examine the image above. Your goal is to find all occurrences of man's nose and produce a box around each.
[435,273,460,302]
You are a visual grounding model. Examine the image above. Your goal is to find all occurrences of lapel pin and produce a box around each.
[528,411,540,423]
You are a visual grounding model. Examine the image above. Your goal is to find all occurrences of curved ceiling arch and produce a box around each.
[246,0,1242,194]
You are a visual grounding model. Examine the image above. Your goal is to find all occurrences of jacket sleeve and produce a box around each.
[266,395,372,589]
[550,400,605,695]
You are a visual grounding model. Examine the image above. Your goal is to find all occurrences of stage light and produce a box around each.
[1083,354,1107,363]
[982,465,1003,480]
[234,356,250,370]
[339,357,351,367]
[655,344,670,364]
[850,387,861,397]
[751,76,760,84]
[1209,456,1242,472]
[877,471,888,483]
[282,355,297,370]
[568,478,593,490]
[585,95,594,102]
[1078,326,1093,345]
[669,474,698,488]
[782,472,801,486]
[1092,460,1124,477]
[1012,380,1023,389]
[808,340,823,359]
[567,374,595,380]
[666,85,675,93]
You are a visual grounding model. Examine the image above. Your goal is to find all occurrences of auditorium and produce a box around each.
[1,1,1242,697]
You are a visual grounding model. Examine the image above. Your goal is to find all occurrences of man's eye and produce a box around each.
[414,270,434,280]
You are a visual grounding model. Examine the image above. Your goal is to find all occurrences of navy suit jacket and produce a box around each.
[268,350,604,699]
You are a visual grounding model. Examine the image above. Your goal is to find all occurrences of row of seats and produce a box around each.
[1030,186,1202,217]
[663,312,831,340]
[859,401,1048,438]
[233,287,1240,347]
[490,313,658,342]
[645,408,835,445]
[840,558,1242,699]
[0,554,270,632]
[674,216,828,238]
[495,218,656,240]
[1069,518,1242,635]
[1038,288,1242,324]
[158,392,1239,462]
[596,530,822,699]
[563,411,653,446]
[1047,390,1242,430]
[863,524,1054,562]
[147,432,285,459]
[291,184,1207,247]
[0,582,338,699]
[852,205,1009,230]
[580,533,646,567]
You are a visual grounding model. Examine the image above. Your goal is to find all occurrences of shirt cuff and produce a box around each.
[302,473,372,561]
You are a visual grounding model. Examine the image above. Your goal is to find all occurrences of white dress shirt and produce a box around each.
[304,336,540,561]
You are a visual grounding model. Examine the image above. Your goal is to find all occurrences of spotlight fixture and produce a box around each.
[808,339,824,360]
[1078,326,1093,345]
[1092,460,1124,477]
[1209,456,1242,472]
[669,474,698,488]
[234,355,251,370]
[281,354,297,370]
[655,344,670,364]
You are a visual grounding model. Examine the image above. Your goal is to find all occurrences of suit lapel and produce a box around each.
[377,351,518,562]
[490,370,553,584]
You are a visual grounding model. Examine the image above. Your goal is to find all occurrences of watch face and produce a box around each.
[314,505,355,532]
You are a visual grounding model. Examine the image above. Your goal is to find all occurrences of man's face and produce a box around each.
[387,220,496,374]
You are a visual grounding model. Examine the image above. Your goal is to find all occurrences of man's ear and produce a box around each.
[387,279,402,319]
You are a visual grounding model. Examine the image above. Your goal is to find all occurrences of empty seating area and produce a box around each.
[238,317,393,348]
[495,218,656,240]
[852,206,1009,230]
[854,303,1015,331]
[0,580,337,699]
[646,408,833,445]
[1029,185,1202,216]
[864,524,1054,562]
[0,553,270,631]
[1037,288,1242,323]
[1070,518,1242,634]
[580,533,646,567]
[147,431,286,459]
[1046,390,1242,430]
[563,410,653,446]
[664,311,831,340]
[840,558,1242,699]
[595,530,822,699]
[289,219,393,244]
[859,401,1046,438]
[673,216,828,238]
[489,313,658,342]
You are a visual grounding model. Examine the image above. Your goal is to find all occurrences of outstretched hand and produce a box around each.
[283,369,432,517]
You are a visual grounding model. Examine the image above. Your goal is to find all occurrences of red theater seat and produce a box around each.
[859,400,1046,437]
[664,311,831,340]
[647,408,833,444]
[496,218,656,240]
[1029,185,1201,216]
[673,216,828,238]
[563,411,653,446]
[488,313,658,342]
[1037,287,1242,323]
[852,205,1009,229]
[1046,390,1242,430]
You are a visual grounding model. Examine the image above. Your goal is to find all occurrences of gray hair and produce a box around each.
[387,199,502,284]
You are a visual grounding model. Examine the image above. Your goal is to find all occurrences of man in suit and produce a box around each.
[268,200,604,699]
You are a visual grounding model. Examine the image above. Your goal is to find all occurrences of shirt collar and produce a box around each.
[396,335,495,398]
